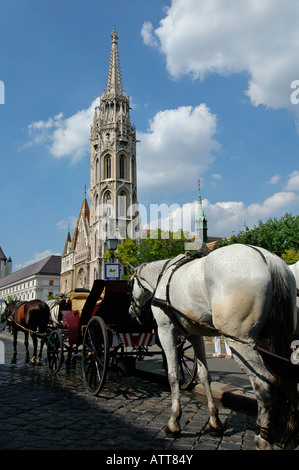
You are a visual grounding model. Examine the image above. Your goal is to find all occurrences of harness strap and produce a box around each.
[255,424,273,444]
[151,297,249,344]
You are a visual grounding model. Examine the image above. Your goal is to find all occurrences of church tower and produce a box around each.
[61,29,138,289]
[195,180,208,243]
[89,29,138,281]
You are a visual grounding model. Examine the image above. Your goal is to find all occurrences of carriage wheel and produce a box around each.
[47,329,64,374]
[82,316,109,396]
[162,338,197,390]
[177,338,197,390]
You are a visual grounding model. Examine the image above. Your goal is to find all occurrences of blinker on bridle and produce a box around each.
[128,270,153,319]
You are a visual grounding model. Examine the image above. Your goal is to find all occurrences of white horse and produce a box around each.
[47,297,69,325]
[128,244,298,450]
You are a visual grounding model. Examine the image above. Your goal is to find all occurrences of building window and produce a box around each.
[96,157,99,183]
[118,191,126,218]
[104,191,112,217]
[104,154,111,179]
[120,155,125,179]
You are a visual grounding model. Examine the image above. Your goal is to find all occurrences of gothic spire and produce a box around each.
[195,180,208,243]
[106,28,123,96]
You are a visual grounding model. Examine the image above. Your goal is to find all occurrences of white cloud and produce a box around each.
[268,174,281,185]
[27,98,97,163]
[137,104,220,200]
[143,0,299,110]
[206,191,298,235]
[144,190,298,238]
[15,250,61,270]
[56,216,78,232]
[285,171,299,191]
[141,21,158,47]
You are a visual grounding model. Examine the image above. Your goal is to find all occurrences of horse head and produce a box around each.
[127,263,155,325]
[3,300,13,319]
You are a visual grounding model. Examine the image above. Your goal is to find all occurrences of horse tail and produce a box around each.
[264,251,296,360]
[258,249,298,447]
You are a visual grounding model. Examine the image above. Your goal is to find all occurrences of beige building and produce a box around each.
[0,255,61,303]
[60,29,138,292]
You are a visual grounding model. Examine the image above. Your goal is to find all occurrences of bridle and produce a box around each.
[128,267,155,321]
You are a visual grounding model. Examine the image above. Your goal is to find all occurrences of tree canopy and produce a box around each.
[115,229,190,274]
[111,213,299,277]
[223,213,299,261]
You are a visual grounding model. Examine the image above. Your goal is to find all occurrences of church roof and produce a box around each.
[0,246,7,261]
[0,255,61,288]
[63,231,72,256]
[80,197,90,221]
[63,197,90,255]
[70,226,79,251]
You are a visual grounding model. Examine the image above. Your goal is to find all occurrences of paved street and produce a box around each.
[0,330,261,454]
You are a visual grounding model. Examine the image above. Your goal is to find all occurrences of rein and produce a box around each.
[6,303,47,338]
[6,316,47,338]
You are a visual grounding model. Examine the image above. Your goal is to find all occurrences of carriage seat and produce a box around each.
[70,291,90,315]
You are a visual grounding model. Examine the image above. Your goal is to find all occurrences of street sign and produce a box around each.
[105,263,121,280]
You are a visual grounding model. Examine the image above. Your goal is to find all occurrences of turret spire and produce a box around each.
[195,180,208,243]
[106,28,123,96]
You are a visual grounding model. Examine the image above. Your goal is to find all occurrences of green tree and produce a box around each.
[114,229,191,276]
[115,238,139,267]
[223,213,299,257]
[281,249,299,264]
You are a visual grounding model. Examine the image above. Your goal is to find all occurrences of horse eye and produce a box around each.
[127,279,133,289]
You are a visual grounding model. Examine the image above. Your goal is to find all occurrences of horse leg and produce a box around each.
[31,332,37,365]
[227,340,283,450]
[190,335,223,433]
[24,331,30,363]
[155,312,182,437]
[11,327,18,364]
[36,337,45,366]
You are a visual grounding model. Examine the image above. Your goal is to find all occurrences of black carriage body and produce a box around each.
[47,279,197,394]
[79,280,155,337]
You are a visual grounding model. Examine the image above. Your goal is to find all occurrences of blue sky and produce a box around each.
[0,0,298,271]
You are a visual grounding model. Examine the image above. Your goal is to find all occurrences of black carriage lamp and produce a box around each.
[106,236,119,261]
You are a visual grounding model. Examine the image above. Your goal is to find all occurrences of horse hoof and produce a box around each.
[206,426,223,437]
[165,426,181,438]
[36,359,42,366]
[254,435,273,450]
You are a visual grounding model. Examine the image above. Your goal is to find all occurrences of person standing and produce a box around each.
[213,336,232,358]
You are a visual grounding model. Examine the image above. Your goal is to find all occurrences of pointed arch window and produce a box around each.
[96,157,99,183]
[95,193,99,221]
[104,154,111,179]
[119,155,125,179]
[104,191,112,217]
[118,190,126,218]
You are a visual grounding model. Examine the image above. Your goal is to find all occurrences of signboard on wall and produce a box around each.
[104,263,121,280]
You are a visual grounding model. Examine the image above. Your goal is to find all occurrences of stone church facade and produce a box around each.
[60,29,138,292]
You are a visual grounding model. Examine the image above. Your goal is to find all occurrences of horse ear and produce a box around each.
[126,262,136,274]
[4,300,8,305]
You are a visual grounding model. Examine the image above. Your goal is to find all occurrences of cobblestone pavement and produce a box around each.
[0,330,259,453]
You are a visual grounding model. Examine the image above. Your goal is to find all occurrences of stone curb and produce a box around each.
[194,381,257,412]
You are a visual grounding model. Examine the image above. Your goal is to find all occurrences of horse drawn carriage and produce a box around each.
[46,279,197,395]
[5,246,299,450]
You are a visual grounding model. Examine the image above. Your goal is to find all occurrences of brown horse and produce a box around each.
[5,299,50,365]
